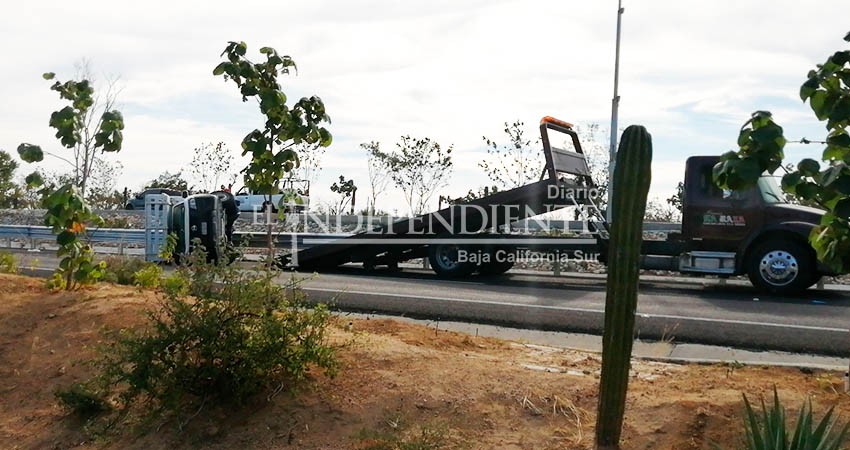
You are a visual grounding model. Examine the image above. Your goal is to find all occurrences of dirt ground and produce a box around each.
[1,273,849,450]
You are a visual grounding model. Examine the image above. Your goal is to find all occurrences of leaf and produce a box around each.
[830,94,850,119]
[801,77,819,101]
[17,143,44,162]
[737,157,762,182]
[57,230,77,246]
[798,158,821,176]
[737,129,752,148]
[827,131,850,148]
[811,90,829,120]
[834,174,850,194]
[750,110,773,125]
[832,50,850,66]
[836,198,850,218]
[797,182,819,200]
[782,171,802,191]
[319,128,333,147]
[24,171,44,188]
[751,122,783,145]
[48,106,81,148]
[240,84,258,97]
[823,144,849,161]
[101,110,124,125]
[42,72,55,80]
[213,62,228,76]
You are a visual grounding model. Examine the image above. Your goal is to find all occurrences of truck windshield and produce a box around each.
[757,175,786,204]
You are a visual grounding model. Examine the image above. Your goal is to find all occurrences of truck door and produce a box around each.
[682,158,763,251]
[234,187,253,212]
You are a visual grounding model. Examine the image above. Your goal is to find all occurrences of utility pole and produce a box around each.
[608,0,624,223]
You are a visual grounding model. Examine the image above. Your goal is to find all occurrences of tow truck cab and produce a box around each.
[676,156,826,293]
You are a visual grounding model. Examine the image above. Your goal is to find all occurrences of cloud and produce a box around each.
[1,0,847,214]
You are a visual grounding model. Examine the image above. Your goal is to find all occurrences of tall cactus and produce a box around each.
[595,125,653,450]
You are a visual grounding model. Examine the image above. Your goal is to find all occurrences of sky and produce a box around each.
[1,0,847,215]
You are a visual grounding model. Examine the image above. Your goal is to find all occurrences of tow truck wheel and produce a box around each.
[428,244,478,277]
[477,247,515,276]
[746,239,815,295]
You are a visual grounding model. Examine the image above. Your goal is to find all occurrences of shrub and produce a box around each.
[55,383,111,419]
[730,387,850,450]
[71,245,337,426]
[0,251,17,274]
[100,216,133,229]
[160,271,189,297]
[132,264,163,288]
[101,256,150,285]
[45,272,67,290]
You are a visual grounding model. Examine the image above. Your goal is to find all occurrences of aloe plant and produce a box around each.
[737,387,849,450]
[595,125,653,449]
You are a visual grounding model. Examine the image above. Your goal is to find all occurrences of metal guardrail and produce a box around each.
[0,225,147,254]
[0,225,147,244]
[0,225,351,252]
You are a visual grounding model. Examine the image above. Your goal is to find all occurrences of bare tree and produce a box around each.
[666,181,684,214]
[188,142,234,192]
[14,170,72,209]
[293,142,326,188]
[86,158,124,209]
[644,198,681,222]
[146,171,190,191]
[362,141,391,214]
[479,120,542,189]
[13,174,42,208]
[375,136,453,216]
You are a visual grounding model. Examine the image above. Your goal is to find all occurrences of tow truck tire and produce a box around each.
[478,259,514,276]
[746,239,816,295]
[428,244,478,277]
[477,248,515,276]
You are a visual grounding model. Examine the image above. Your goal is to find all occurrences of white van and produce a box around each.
[233,179,309,213]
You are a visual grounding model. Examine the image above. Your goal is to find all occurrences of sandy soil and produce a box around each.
[1,273,849,450]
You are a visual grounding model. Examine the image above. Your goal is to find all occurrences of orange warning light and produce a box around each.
[540,116,574,129]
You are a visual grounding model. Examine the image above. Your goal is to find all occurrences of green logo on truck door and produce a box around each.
[702,213,746,226]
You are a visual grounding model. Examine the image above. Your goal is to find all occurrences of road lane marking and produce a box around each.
[304,287,850,334]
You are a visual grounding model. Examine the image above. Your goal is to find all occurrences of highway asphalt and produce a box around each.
[291,266,850,357]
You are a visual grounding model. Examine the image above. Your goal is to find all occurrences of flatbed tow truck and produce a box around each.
[281,116,836,295]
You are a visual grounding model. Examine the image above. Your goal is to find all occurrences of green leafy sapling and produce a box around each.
[214,41,332,263]
[17,72,124,289]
